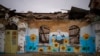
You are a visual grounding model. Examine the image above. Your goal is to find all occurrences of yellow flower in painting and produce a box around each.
[83,33,89,40]
[38,48,44,52]
[30,34,36,41]
[54,42,59,48]
[63,39,69,44]
[47,46,52,52]
[74,46,80,53]
[60,45,66,52]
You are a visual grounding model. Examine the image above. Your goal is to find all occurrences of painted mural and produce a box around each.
[25,28,39,52]
[24,20,95,53]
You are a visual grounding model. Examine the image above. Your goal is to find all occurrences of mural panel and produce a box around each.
[24,20,95,53]
[25,28,39,52]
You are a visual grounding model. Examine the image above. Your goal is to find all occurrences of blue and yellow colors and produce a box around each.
[25,28,39,52]
[25,25,95,53]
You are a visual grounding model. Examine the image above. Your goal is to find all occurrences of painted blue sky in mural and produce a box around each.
[0,0,90,13]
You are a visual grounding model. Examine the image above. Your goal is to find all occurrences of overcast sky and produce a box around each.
[0,0,90,13]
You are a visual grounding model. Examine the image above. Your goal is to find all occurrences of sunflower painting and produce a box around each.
[60,45,66,52]
[47,46,52,52]
[53,42,59,48]
[83,33,89,40]
[38,47,44,52]
[30,34,36,41]
[74,46,80,53]
[63,38,69,45]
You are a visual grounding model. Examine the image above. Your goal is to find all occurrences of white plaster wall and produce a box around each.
[18,22,28,53]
